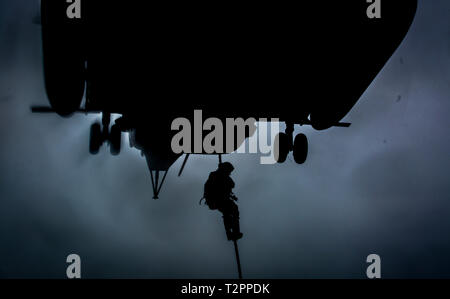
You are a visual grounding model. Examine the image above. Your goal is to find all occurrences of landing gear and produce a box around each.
[274,133,290,163]
[275,122,308,164]
[110,124,122,156]
[89,122,102,154]
[293,133,308,164]
[89,113,122,155]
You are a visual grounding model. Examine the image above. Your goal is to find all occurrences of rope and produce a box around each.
[233,240,243,279]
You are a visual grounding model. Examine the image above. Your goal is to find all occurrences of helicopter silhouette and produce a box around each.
[32,1,418,199]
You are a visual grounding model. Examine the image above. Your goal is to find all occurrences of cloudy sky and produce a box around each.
[0,0,449,278]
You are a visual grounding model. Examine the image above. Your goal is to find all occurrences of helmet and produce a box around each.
[218,162,234,173]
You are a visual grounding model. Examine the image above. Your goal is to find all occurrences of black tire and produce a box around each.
[274,133,289,163]
[293,133,308,164]
[110,124,122,156]
[89,123,102,155]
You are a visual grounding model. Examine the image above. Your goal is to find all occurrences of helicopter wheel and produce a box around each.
[293,133,308,164]
[274,133,290,163]
[110,124,122,156]
[89,122,102,155]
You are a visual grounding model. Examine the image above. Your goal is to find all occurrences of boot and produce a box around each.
[223,216,234,240]
[233,232,243,241]
[231,217,243,240]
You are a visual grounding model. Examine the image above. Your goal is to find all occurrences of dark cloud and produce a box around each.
[0,0,450,278]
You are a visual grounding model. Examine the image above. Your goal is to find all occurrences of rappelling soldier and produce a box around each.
[202,162,243,241]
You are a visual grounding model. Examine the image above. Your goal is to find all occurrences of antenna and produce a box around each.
[178,154,190,177]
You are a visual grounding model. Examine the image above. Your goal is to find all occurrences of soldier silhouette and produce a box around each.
[202,162,243,241]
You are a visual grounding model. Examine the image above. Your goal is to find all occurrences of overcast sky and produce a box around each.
[0,0,449,278]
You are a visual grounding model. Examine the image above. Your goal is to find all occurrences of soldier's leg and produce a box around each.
[219,206,234,241]
[229,201,243,240]
[223,216,234,240]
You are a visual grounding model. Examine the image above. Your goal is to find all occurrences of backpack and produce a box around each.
[202,172,221,210]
